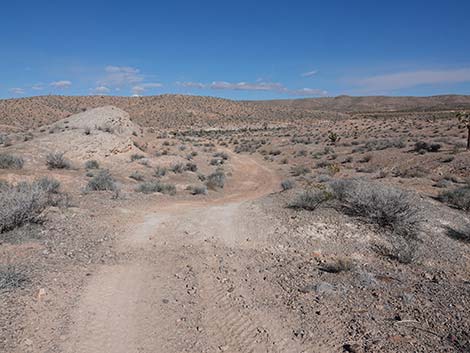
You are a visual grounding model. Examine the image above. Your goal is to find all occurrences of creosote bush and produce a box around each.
[329,179,421,263]
[439,185,470,211]
[136,181,176,195]
[191,185,208,195]
[281,179,294,191]
[84,160,100,169]
[86,170,117,191]
[206,170,225,189]
[0,177,62,233]
[46,152,71,169]
[289,189,333,210]
[0,154,24,169]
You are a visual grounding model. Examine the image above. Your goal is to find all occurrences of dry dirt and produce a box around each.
[1,98,470,353]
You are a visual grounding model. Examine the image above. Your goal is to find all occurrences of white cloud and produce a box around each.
[177,80,326,96]
[131,83,162,95]
[9,88,25,95]
[356,68,470,91]
[289,88,328,96]
[90,86,111,94]
[50,80,72,89]
[99,66,144,87]
[176,81,207,89]
[31,83,44,90]
[209,81,285,91]
[301,70,318,77]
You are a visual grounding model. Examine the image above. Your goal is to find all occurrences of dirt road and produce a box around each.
[60,154,311,353]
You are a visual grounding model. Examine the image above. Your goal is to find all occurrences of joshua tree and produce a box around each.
[457,111,470,150]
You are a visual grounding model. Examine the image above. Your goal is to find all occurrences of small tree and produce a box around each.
[457,111,470,150]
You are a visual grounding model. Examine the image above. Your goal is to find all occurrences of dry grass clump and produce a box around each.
[0,154,24,169]
[84,160,100,169]
[0,177,62,233]
[330,179,421,263]
[206,170,225,189]
[289,189,333,210]
[46,152,71,169]
[136,181,176,195]
[86,170,117,191]
[438,185,470,211]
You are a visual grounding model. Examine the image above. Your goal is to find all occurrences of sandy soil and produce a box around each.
[52,151,311,353]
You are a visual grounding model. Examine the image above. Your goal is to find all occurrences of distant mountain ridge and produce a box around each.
[249,94,470,112]
[1,94,469,131]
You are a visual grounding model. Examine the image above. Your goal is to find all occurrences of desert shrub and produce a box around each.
[392,166,427,178]
[171,163,185,173]
[414,141,441,153]
[0,154,24,169]
[185,162,198,172]
[213,151,229,160]
[130,154,145,161]
[84,160,99,169]
[328,131,340,143]
[445,225,470,243]
[210,158,223,166]
[316,160,331,169]
[320,257,354,273]
[86,170,116,191]
[84,126,91,135]
[191,185,208,195]
[0,178,62,233]
[439,186,470,211]
[289,189,333,211]
[154,166,167,177]
[330,179,421,263]
[365,139,406,151]
[291,165,310,176]
[46,152,70,169]
[136,181,176,195]
[206,171,225,189]
[129,171,145,181]
[0,264,28,292]
[281,179,294,191]
[35,177,61,194]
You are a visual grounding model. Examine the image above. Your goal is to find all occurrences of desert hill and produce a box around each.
[1,94,470,132]
[251,94,470,112]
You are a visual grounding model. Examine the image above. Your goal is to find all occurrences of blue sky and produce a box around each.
[1,0,470,99]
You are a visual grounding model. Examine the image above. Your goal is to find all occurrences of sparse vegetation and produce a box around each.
[206,170,225,189]
[46,152,71,169]
[281,179,294,191]
[0,178,63,233]
[330,179,421,263]
[289,188,333,211]
[0,154,24,169]
[86,170,117,191]
[439,185,470,211]
[84,160,100,169]
[136,181,176,195]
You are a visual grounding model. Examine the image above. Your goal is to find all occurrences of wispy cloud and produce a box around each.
[131,83,163,95]
[50,80,72,89]
[177,80,327,96]
[209,81,285,91]
[31,83,44,90]
[301,70,318,77]
[9,88,25,95]
[356,68,470,91]
[289,88,328,96]
[98,66,143,88]
[176,81,207,89]
[90,86,111,94]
